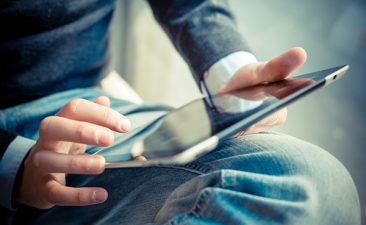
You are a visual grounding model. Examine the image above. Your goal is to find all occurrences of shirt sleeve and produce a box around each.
[0,136,35,210]
[202,51,258,95]
[202,51,263,114]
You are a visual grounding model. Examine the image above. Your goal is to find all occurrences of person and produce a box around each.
[0,0,361,224]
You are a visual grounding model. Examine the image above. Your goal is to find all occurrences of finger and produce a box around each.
[231,77,315,102]
[94,96,111,108]
[57,98,130,132]
[39,116,114,146]
[219,47,307,93]
[244,124,273,135]
[218,63,264,93]
[46,180,108,206]
[69,143,87,155]
[244,108,287,135]
[133,156,147,161]
[34,151,105,174]
[258,47,307,83]
[258,108,287,127]
[32,140,73,154]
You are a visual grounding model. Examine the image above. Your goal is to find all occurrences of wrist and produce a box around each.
[203,51,258,94]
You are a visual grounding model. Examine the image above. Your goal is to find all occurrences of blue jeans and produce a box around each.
[1,88,360,225]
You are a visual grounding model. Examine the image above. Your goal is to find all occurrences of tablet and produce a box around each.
[100,65,349,168]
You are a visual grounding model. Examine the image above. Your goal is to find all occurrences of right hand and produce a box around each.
[15,96,131,209]
[218,47,307,135]
[230,77,314,136]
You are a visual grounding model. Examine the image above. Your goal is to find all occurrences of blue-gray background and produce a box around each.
[111,0,366,223]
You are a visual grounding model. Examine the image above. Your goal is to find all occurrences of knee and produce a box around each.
[160,132,361,224]
[289,136,361,224]
[218,132,361,224]
[189,132,361,224]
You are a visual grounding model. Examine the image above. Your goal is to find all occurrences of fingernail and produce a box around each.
[93,190,107,203]
[120,118,131,132]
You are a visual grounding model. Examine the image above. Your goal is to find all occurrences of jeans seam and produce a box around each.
[181,163,211,174]
[168,166,205,175]
[164,170,238,225]
[164,188,212,225]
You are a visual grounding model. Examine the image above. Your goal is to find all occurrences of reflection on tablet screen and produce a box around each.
[102,66,345,161]
[140,77,315,158]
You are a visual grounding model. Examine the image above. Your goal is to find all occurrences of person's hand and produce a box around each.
[15,96,131,209]
[218,47,307,135]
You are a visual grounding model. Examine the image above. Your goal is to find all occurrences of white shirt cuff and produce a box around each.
[202,51,258,95]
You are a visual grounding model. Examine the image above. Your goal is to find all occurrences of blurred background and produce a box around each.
[109,0,366,223]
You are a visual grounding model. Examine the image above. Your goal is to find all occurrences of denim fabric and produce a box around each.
[0,136,35,209]
[0,0,249,108]
[1,88,361,225]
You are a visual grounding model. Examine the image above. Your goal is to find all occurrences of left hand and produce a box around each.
[218,47,307,135]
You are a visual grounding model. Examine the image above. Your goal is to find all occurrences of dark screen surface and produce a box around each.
[140,66,346,158]
[100,66,347,161]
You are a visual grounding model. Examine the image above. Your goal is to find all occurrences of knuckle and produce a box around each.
[103,107,113,126]
[63,99,83,116]
[77,191,83,204]
[75,123,88,140]
[69,156,90,173]
[68,156,90,173]
[70,144,87,154]
[68,156,80,171]
[31,152,42,168]
[39,116,55,135]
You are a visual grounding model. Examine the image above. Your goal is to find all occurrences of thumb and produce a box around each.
[219,47,307,93]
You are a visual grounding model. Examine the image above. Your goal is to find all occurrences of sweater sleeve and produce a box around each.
[0,129,35,210]
[147,0,251,83]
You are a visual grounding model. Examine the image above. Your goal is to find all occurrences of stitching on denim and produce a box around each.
[163,189,212,225]
[168,172,239,224]
[220,169,236,189]
[167,166,205,175]
[193,189,212,217]
[182,162,212,174]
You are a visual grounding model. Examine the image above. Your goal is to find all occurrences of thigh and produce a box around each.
[155,132,360,225]
[12,167,199,225]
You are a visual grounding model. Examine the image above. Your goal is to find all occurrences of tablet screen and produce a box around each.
[140,66,345,158]
[101,66,347,161]
[141,78,315,158]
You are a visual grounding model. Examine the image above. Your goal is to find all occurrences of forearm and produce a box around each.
[147,0,251,83]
